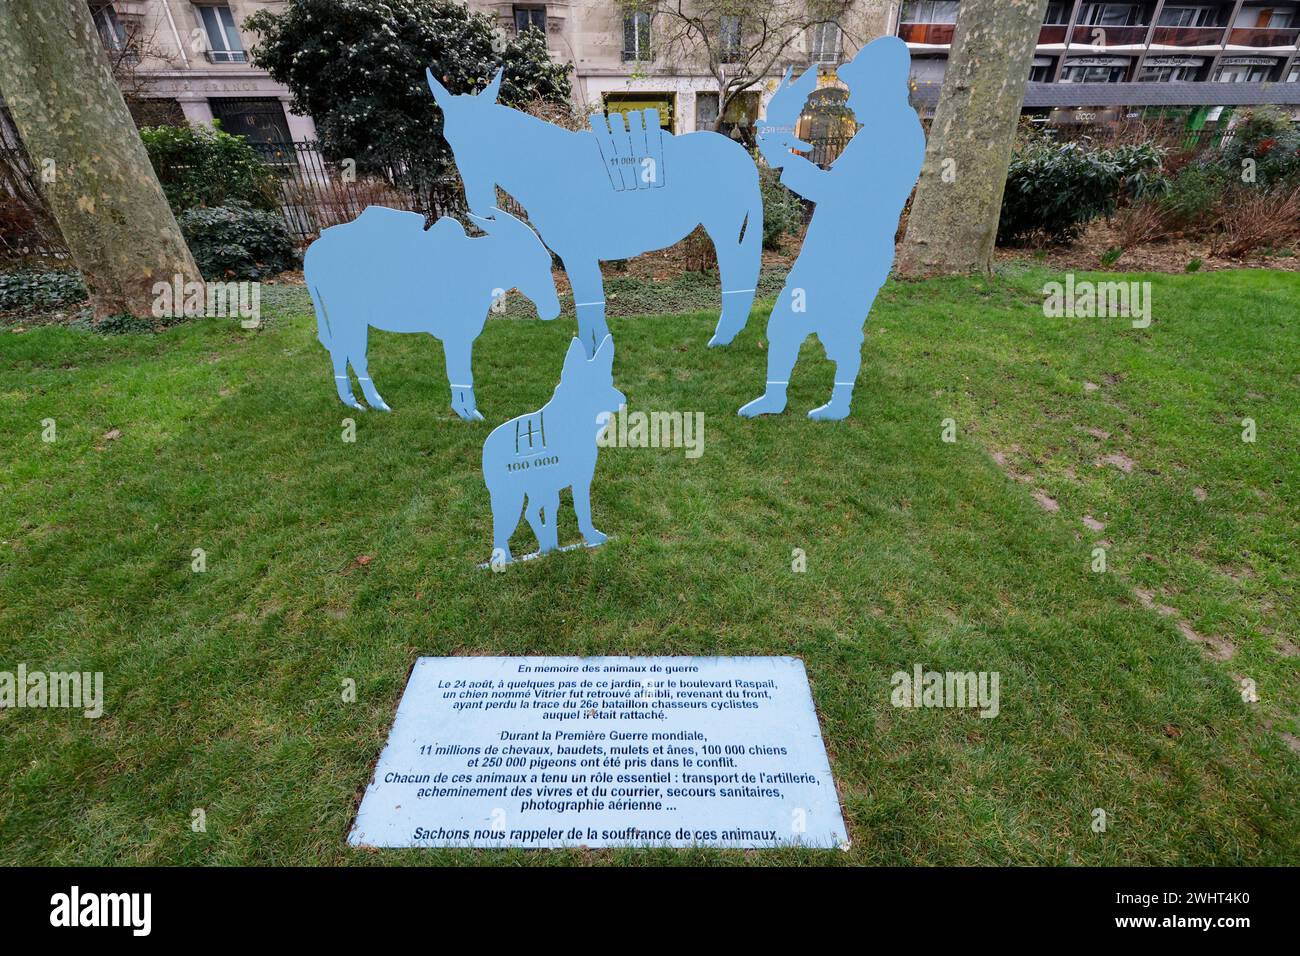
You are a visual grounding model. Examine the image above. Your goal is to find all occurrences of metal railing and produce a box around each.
[247,141,470,243]
[0,145,65,259]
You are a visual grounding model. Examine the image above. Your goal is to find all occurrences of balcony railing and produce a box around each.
[1149,26,1226,47]
[904,19,1300,52]
[1226,27,1300,48]
[204,49,247,63]
[1070,24,1151,45]
[898,23,956,45]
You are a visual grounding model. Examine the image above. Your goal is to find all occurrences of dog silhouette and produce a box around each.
[305,205,560,418]
[482,335,624,564]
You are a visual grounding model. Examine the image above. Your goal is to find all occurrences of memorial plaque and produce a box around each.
[349,656,848,849]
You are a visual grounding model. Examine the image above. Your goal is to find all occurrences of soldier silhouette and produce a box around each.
[740,37,923,421]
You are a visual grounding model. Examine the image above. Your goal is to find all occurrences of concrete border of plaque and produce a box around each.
[349,656,848,850]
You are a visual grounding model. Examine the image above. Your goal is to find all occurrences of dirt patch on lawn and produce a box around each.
[995,218,1300,274]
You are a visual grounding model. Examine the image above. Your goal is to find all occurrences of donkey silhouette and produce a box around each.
[483,335,624,564]
[305,205,560,417]
[428,68,761,358]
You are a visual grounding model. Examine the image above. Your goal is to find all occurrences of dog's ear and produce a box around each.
[561,337,587,378]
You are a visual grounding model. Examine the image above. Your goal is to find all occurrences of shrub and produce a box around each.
[1112,143,1170,200]
[999,142,1118,245]
[0,268,87,313]
[998,140,1162,246]
[760,166,804,251]
[1159,163,1233,231]
[178,201,296,280]
[1221,106,1300,186]
[1210,184,1300,259]
[140,124,278,212]
[1114,199,1173,249]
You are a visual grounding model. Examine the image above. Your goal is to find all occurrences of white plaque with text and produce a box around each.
[349,656,848,849]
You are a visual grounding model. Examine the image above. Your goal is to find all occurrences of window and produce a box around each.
[198,4,245,63]
[694,91,758,141]
[209,98,292,145]
[1289,64,1299,82]
[1157,7,1218,27]
[901,1,960,23]
[1029,61,1054,82]
[720,15,742,62]
[603,93,673,131]
[90,3,142,64]
[1214,62,1274,82]
[1043,2,1072,24]
[128,98,186,128]
[1060,61,1128,82]
[695,92,719,130]
[90,3,126,50]
[810,22,841,63]
[1080,4,1142,26]
[1138,63,1202,81]
[513,6,546,35]
[1240,8,1294,28]
[623,10,652,60]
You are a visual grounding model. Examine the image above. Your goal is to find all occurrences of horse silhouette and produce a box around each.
[427,69,762,357]
[482,335,624,564]
[305,205,559,417]
[740,37,924,421]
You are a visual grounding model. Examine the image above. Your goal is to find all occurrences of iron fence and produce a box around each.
[0,145,66,259]
[249,141,468,243]
[0,119,1262,267]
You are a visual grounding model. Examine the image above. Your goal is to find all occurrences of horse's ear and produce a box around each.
[480,67,504,103]
[426,68,451,109]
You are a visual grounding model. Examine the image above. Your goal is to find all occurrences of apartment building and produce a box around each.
[900,1,1300,128]
[88,0,316,142]
[86,1,902,140]
[471,2,898,133]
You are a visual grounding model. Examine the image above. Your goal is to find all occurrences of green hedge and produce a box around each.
[140,124,278,213]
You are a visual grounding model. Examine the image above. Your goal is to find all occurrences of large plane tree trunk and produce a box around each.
[898,0,1048,276]
[0,0,200,319]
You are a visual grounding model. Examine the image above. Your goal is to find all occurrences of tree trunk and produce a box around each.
[897,0,1048,276]
[0,0,200,319]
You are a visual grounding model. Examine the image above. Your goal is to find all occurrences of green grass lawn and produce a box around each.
[0,266,1296,865]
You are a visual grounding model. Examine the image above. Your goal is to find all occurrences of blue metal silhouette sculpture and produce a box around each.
[482,335,625,564]
[427,69,761,357]
[305,205,560,417]
[740,37,924,421]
